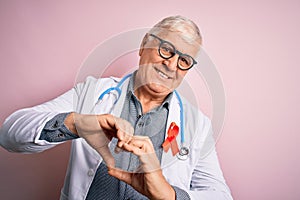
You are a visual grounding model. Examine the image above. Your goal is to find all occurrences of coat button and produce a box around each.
[87,169,94,177]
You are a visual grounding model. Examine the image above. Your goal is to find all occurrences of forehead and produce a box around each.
[156,31,200,57]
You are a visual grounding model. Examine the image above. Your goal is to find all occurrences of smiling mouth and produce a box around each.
[154,67,172,79]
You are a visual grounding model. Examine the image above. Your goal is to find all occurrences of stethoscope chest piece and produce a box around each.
[177,146,189,160]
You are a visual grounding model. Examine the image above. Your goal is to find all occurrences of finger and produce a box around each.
[122,142,144,156]
[116,130,133,143]
[114,134,133,154]
[103,115,134,140]
[107,167,132,185]
[116,140,128,149]
[98,114,117,132]
[115,118,134,141]
[114,145,123,154]
[130,135,152,144]
[121,143,161,173]
[127,136,155,153]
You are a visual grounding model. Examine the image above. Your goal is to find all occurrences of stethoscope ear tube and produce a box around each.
[98,73,133,101]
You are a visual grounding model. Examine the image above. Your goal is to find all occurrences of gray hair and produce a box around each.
[148,15,202,45]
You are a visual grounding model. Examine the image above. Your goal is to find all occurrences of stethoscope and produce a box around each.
[98,73,189,160]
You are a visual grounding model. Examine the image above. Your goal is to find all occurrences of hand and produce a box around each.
[64,113,133,167]
[107,136,175,200]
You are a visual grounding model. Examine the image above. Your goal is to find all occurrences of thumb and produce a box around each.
[107,167,132,185]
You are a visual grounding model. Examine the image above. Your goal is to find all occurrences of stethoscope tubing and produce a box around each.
[98,73,189,158]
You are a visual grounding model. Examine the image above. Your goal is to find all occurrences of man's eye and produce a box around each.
[161,46,172,53]
[180,57,189,65]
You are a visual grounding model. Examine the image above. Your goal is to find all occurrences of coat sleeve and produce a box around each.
[0,86,77,153]
[0,76,111,153]
[0,74,103,154]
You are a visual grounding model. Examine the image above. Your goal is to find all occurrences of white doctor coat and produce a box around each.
[0,76,233,200]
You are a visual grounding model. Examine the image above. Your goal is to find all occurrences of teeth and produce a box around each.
[158,71,168,79]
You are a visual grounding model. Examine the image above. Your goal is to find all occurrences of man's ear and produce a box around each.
[139,33,149,56]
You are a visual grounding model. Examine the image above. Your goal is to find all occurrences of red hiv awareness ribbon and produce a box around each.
[162,122,180,156]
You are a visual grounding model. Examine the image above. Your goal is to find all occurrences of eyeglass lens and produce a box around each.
[159,42,193,69]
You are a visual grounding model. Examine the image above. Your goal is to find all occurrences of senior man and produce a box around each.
[0,16,233,199]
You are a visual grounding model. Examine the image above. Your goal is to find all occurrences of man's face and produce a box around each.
[136,31,199,98]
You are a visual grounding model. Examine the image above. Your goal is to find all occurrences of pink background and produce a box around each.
[1,1,300,199]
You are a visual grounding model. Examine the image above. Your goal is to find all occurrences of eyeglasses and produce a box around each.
[149,34,197,70]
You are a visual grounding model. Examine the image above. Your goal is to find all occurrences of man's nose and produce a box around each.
[162,54,179,71]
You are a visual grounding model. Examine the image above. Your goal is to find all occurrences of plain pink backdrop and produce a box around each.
[1,1,300,199]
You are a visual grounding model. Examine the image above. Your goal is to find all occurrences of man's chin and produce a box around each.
[147,83,173,95]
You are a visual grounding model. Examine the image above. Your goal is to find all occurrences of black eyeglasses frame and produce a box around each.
[149,33,198,70]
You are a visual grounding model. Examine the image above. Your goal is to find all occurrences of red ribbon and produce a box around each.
[162,122,179,156]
